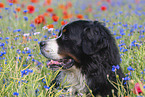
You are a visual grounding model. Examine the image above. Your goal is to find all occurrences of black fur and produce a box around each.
[43,20,125,96]
[57,20,125,96]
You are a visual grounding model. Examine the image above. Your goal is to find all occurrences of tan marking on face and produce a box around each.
[63,29,66,33]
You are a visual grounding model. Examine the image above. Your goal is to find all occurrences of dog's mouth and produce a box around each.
[47,57,74,69]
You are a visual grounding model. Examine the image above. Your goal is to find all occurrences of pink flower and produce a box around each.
[133,83,143,94]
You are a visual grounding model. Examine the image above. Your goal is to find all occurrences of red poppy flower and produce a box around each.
[101,6,107,11]
[66,1,72,8]
[34,15,46,25]
[15,7,21,12]
[77,14,83,19]
[43,12,49,17]
[133,83,143,94]
[58,4,66,10]
[61,21,67,25]
[0,3,4,8]
[44,0,51,5]
[63,14,72,19]
[47,24,54,29]
[27,5,35,14]
[107,0,111,3]
[31,0,39,3]
[7,0,18,3]
[38,15,45,24]
[52,15,59,22]
[34,17,42,24]
[46,8,53,13]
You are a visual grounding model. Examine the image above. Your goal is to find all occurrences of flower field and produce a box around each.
[0,0,145,96]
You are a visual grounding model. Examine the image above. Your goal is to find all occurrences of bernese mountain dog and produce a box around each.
[39,20,125,97]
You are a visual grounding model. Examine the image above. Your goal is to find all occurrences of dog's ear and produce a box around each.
[82,21,109,55]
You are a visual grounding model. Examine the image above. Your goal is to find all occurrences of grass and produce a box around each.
[0,0,145,97]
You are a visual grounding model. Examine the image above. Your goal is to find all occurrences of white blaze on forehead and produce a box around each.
[44,39,63,59]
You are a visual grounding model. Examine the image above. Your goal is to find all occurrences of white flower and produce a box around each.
[23,33,30,37]
[42,26,54,31]
[24,47,30,51]
[48,28,54,31]
[42,26,47,30]
[34,32,40,35]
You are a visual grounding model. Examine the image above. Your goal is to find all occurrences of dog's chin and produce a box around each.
[46,58,74,70]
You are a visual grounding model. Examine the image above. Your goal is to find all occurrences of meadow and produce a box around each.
[0,0,145,97]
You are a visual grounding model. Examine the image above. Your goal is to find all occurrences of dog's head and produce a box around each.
[40,20,120,69]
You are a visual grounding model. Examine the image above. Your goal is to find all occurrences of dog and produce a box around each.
[39,20,125,97]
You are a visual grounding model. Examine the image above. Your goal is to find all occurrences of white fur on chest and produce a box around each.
[58,66,86,94]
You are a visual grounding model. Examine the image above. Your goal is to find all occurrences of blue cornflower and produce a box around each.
[139,25,142,28]
[22,51,26,54]
[21,69,33,77]
[26,69,33,73]
[5,8,9,10]
[118,22,122,25]
[35,88,39,95]
[123,24,128,27]
[119,11,123,14]
[130,40,138,47]
[52,33,56,35]
[44,85,50,89]
[112,65,120,72]
[113,23,116,25]
[55,29,59,32]
[23,10,28,13]
[0,16,2,19]
[115,36,122,39]
[13,92,19,96]
[0,51,6,57]
[23,64,27,67]
[134,24,138,29]
[118,43,126,47]
[16,49,21,54]
[44,35,47,38]
[42,79,46,84]
[17,29,21,32]
[123,49,128,52]
[24,16,28,21]
[13,29,21,33]
[120,32,125,36]
[5,37,9,39]
[130,29,134,32]
[102,18,106,21]
[30,24,35,27]
[127,66,135,71]
[139,35,144,39]
[26,50,31,54]
[113,32,116,35]
[9,3,13,6]
[21,70,28,77]
[13,10,16,14]
[123,77,131,81]
[0,43,5,46]
[32,59,35,62]
[33,39,38,41]
[28,54,32,57]
[120,29,124,33]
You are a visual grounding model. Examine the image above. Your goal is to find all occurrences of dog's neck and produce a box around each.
[59,65,87,94]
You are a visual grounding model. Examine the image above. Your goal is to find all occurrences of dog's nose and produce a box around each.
[40,41,46,47]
